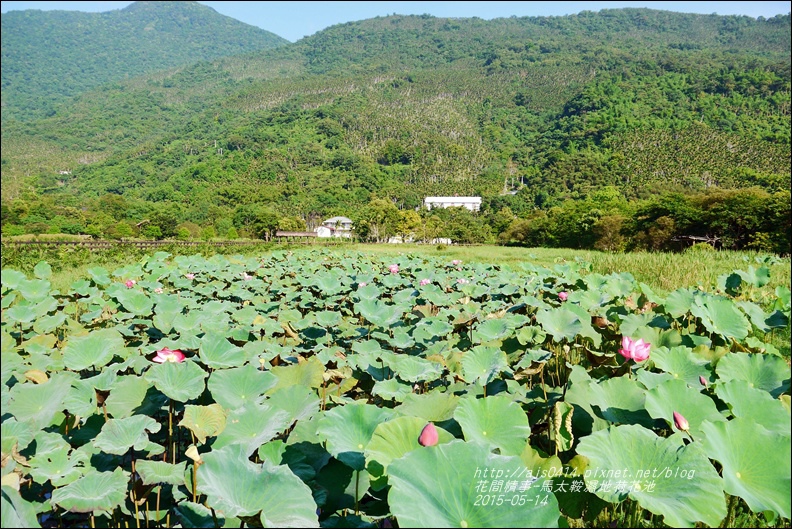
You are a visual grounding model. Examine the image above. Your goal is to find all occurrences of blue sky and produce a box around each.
[1,1,789,42]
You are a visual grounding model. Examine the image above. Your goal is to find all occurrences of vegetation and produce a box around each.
[1,7,789,256]
[0,1,289,121]
[2,248,789,527]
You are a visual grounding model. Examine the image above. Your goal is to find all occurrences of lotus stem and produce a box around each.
[354,470,360,516]
[193,462,198,503]
[156,487,161,529]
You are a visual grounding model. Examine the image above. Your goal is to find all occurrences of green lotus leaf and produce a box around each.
[690,296,750,341]
[388,355,444,383]
[63,379,96,417]
[172,312,204,336]
[650,346,713,387]
[372,378,413,402]
[315,310,342,328]
[145,360,207,403]
[93,415,161,455]
[354,283,381,301]
[356,299,404,328]
[1,485,39,528]
[454,395,531,456]
[29,443,89,487]
[180,404,227,444]
[208,365,277,409]
[412,318,454,344]
[17,278,51,303]
[397,391,460,422]
[565,303,603,347]
[104,375,152,419]
[618,313,669,339]
[6,374,72,430]
[313,272,345,297]
[176,501,226,529]
[32,312,68,334]
[715,380,791,436]
[735,300,772,332]
[84,365,118,392]
[644,378,727,440]
[135,460,187,486]
[700,418,790,519]
[63,328,125,371]
[198,332,247,369]
[212,402,292,456]
[317,402,396,471]
[737,266,771,288]
[1,418,36,454]
[266,388,320,430]
[198,444,319,526]
[588,376,655,428]
[515,326,547,346]
[115,289,153,316]
[386,327,415,349]
[716,352,790,398]
[365,416,455,487]
[389,440,561,528]
[461,345,509,386]
[635,370,675,390]
[577,424,726,528]
[536,307,583,343]
[5,304,38,324]
[473,318,512,343]
[50,468,129,513]
[152,295,185,333]
[85,267,111,286]
[1,269,27,290]
[660,288,695,319]
[270,357,325,391]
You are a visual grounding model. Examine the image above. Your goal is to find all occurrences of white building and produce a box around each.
[424,196,482,212]
[315,216,353,238]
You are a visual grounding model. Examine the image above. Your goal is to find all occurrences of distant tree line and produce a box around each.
[3,185,788,255]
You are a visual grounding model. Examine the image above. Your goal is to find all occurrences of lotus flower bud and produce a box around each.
[699,375,708,387]
[418,423,439,447]
[673,411,689,432]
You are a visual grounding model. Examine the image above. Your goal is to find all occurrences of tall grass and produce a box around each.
[348,244,791,296]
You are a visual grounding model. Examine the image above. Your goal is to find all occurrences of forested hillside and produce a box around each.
[1,6,790,253]
[0,1,289,121]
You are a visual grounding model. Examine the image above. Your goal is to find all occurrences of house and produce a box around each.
[315,216,353,238]
[424,196,482,212]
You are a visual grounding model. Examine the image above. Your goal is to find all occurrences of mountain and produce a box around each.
[0,1,289,121]
[0,8,789,249]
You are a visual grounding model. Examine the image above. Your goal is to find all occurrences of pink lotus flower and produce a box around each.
[152,347,185,363]
[125,279,136,288]
[673,411,689,432]
[457,278,469,285]
[452,260,462,266]
[358,282,367,287]
[558,291,568,301]
[618,336,651,362]
[388,264,399,274]
[242,272,253,281]
[154,287,163,294]
[185,273,195,280]
[418,423,439,447]
[419,279,431,286]
[699,375,708,387]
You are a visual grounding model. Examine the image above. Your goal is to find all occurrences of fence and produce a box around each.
[0,240,270,251]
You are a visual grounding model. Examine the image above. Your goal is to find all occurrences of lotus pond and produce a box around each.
[1,249,790,528]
